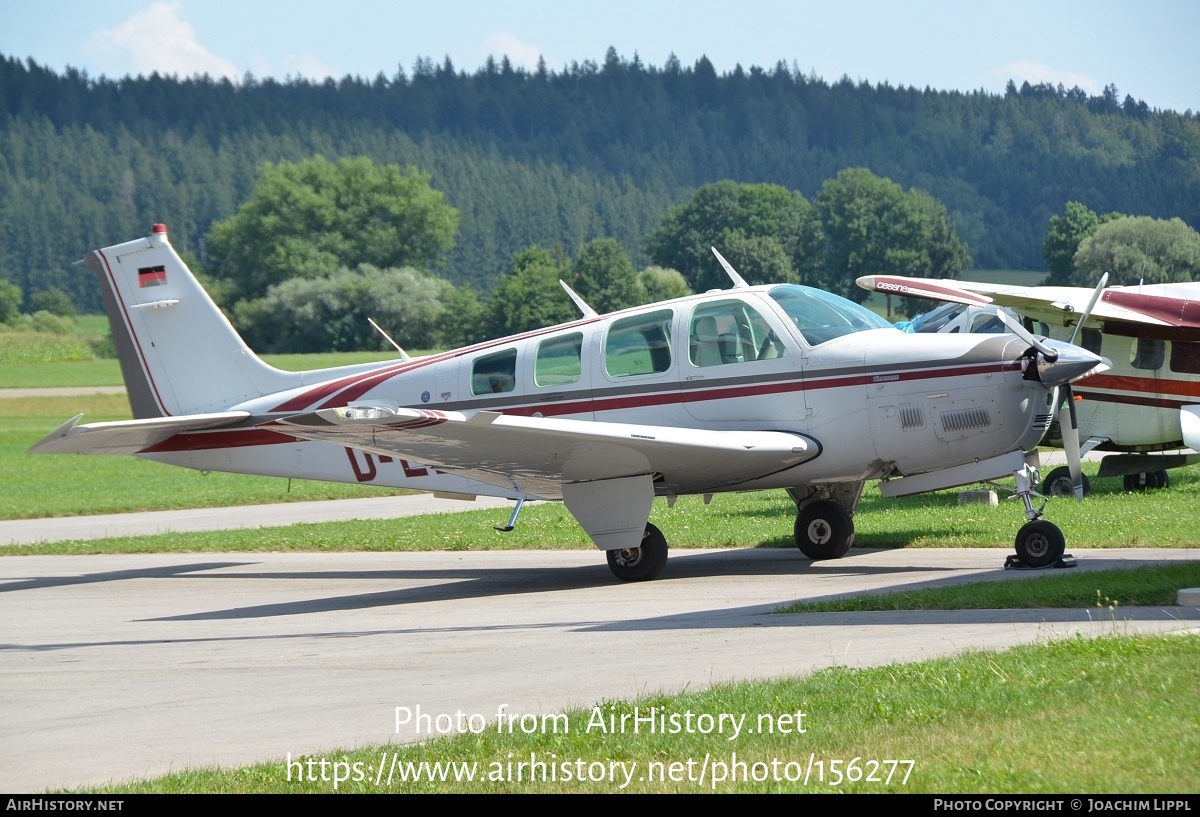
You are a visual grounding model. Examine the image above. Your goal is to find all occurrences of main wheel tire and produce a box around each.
[1042,466,1090,498]
[1014,520,1065,568]
[606,522,668,582]
[1124,470,1170,492]
[794,500,854,560]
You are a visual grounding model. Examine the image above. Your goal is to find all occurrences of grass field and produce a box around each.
[1,394,415,519]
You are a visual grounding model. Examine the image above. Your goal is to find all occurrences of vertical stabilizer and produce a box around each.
[90,224,302,418]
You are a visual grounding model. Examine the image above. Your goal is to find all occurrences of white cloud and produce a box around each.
[478,31,549,72]
[84,1,239,80]
[987,59,1101,96]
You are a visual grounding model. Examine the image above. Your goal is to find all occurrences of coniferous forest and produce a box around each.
[2,48,1199,314]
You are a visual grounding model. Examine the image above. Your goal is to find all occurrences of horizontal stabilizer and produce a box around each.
[29,411,250,455]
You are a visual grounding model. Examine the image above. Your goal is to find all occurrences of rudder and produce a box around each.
[90,224,301,418]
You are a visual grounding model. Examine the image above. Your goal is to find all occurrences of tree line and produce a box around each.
[1,49,1198,321]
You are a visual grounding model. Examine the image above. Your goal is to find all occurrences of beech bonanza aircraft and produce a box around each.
[857,274,1200,498]
[32,225,1108,580]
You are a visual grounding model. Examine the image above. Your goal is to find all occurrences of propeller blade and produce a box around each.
[1058,384,1084,501]
[1066,273,1109,347]
[998,309,1058,362]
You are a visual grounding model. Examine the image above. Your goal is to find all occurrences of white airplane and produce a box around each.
[31,225,1108,579]
[857,274,1200,498]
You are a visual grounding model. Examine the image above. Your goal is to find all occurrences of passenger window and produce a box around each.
[1170,341,1200,374]
[605,310,673,377]
[535,333,583,386]
[471,349,517,395]
[1130,338,1165,371]
[1080,328,1103,356]
[689,299,786,367]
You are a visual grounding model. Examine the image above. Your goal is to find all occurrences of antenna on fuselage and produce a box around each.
[367,317,411,361]
[710,247,750,289]
[559,280,599,318]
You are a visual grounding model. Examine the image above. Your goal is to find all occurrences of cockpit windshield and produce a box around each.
[767,285,894,346]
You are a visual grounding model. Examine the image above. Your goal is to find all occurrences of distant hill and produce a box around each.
[2,50,1197,312]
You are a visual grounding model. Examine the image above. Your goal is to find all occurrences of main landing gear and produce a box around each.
[794,500,855,560]
[606,523,668,582]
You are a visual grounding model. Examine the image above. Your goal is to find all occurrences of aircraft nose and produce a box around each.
[1036,340,1109,387]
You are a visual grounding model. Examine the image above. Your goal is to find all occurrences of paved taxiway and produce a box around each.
[3,546,1198,791]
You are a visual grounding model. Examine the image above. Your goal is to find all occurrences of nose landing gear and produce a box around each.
[994,463,1071,569]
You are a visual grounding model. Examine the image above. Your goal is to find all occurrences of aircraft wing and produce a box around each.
[272,407,819,501]
[856,275,1178,328]
[29,411,252,455]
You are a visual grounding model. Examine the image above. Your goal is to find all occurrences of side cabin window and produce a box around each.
[1171,341,1200,375]
[1080,328,1103,356]
[605,310,673,377]
[689,299,786,367]
[767,284,892,346]
[471,348,517,395]
[535,332,583,387]
[1130,337,1165,371]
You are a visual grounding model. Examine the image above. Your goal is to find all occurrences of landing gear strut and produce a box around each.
[606,523,668,582]
[998,463,1067,569]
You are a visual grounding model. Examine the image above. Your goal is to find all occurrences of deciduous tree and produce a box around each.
[1072,216,1200,286]
[205,156,459,302]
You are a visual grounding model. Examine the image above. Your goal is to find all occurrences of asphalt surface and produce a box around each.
[3,545,1198,792]
[0,495,516,546]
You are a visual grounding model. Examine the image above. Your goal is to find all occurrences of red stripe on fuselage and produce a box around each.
[1081,373,1200,400]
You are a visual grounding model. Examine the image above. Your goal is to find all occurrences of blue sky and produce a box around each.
[2,0,1197,113]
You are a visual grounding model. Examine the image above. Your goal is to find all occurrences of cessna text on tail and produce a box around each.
[32,226,1107,579]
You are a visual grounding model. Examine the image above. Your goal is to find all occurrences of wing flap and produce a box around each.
[29,411,251,455]
[273,407,818,497]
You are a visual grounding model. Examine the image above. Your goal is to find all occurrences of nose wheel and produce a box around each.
[1014,520,1066,568]
[997,463,1072,569]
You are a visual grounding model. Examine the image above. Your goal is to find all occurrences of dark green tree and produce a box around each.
[1044,202,1123,285]
[645,181,821,291]
[30,288,76,318]
[571,238,640,313]
[816,168,970,302]
[484,246,575,337]
[205,156,459,301]
[0,279,22,324]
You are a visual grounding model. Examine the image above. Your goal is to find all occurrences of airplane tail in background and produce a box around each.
[88,224,303,418]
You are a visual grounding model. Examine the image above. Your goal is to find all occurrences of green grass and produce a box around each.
[0,331,95,366]
[71,633,1200,793]
[781,562,1200,612]
[1,394,415,519]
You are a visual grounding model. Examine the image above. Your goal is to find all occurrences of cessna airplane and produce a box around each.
[31,225,1107,580]
[857,274,1200,498]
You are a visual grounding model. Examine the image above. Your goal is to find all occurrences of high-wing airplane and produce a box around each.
[856,274,1200,498]
[31,225,1107,579]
